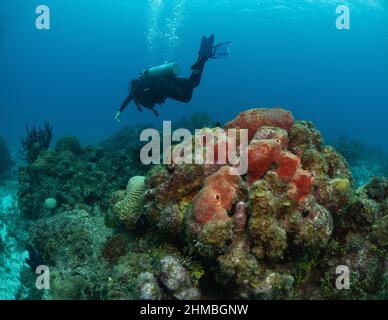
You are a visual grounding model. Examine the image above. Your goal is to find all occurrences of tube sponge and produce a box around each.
[113,176,146,229]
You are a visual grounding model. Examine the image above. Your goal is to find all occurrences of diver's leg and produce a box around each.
[156,56,207,104]
[157,78,193,103]
[189,57,207,88]
[158,35,212,103]
[163,56,207,101]
[188,34,215,88]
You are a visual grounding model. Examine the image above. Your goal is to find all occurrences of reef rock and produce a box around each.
[29,210,112,269]
[160,256,201,300]
[136,272,161,300]
[28,209,114,299]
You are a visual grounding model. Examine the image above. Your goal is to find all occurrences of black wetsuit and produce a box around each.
[119,57,207,116]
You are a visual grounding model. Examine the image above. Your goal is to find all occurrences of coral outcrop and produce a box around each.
[247,126,314,201]
[19,107,388,300]
[130,107,386,299]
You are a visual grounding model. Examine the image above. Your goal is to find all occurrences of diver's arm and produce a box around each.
[115,93,134,123]
[119,93,134,113]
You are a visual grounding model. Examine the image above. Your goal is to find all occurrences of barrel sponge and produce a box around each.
[113,176,146,229]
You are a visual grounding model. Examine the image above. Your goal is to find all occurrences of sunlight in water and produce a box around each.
[146,0,164,62]
[146,0,186,64]
[164,0,187,61]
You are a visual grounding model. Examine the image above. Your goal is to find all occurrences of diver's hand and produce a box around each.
[114,111,121,123]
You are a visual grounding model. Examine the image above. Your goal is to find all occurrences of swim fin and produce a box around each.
[192,35,231,71]
[211,41,233,59]
[199,34,215,60]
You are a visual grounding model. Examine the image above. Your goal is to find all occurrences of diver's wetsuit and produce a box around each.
[119,57,207,116]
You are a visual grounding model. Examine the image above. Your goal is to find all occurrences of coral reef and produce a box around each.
[99,124,154,163]
[29,210,112,268]
[18,108,388,300]
[18,130,148,220]
[104,236,201,300]
[102,234,129,265]
[0,180,29,300]
[160,256,201,300]
[333,136,387,168]
[0,137,14,176]
[173,112,215,133]
[132,108,386,299]
[28,209,113,300]
[55,135,82,155]
[333,136,388,187]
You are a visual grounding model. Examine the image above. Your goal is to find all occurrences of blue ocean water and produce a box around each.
[0,0,387,301]
[0,0,387,152]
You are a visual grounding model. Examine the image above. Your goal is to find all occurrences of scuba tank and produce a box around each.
[141,62,181,79]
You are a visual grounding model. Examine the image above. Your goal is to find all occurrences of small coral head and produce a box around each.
[192,189,229,225]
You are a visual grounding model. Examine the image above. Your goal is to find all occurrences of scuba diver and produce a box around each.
[115,34,232,122]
